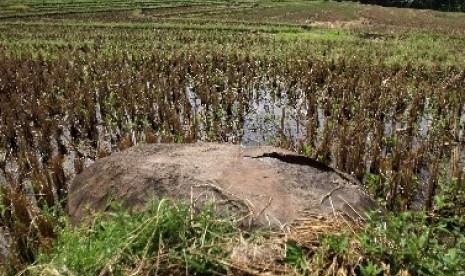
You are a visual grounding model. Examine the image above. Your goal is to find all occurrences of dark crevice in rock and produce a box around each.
[250,152,363,187]
[249,152,333,172]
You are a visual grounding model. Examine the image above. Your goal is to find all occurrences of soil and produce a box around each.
[68,142,379,228]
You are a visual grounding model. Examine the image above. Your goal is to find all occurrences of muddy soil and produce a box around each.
[68,142,378,228]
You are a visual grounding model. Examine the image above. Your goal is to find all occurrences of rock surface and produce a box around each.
[68,143,378,227]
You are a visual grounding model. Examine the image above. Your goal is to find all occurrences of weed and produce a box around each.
[284,242,309,273]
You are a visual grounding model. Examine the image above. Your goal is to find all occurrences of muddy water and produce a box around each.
[243,87,307,146]
[186,83,308,145]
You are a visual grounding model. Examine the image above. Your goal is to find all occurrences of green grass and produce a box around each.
[25,199,242,275]
[17,199,465,275]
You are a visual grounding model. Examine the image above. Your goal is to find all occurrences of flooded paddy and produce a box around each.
[1,67,464,211]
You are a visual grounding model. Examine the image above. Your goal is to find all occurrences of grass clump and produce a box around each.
[27,199,240,275]
[311,211,465,276]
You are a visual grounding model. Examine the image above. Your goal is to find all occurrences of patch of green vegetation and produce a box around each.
[20,199,465,275]
[284,241,310,273]
[301,211,465,275]
[357,211,465,275]
[26,199,241,275]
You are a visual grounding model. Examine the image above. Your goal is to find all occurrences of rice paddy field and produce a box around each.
[0,0,465,274]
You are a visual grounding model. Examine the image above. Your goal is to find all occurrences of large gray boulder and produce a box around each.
[68,143,378,227]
